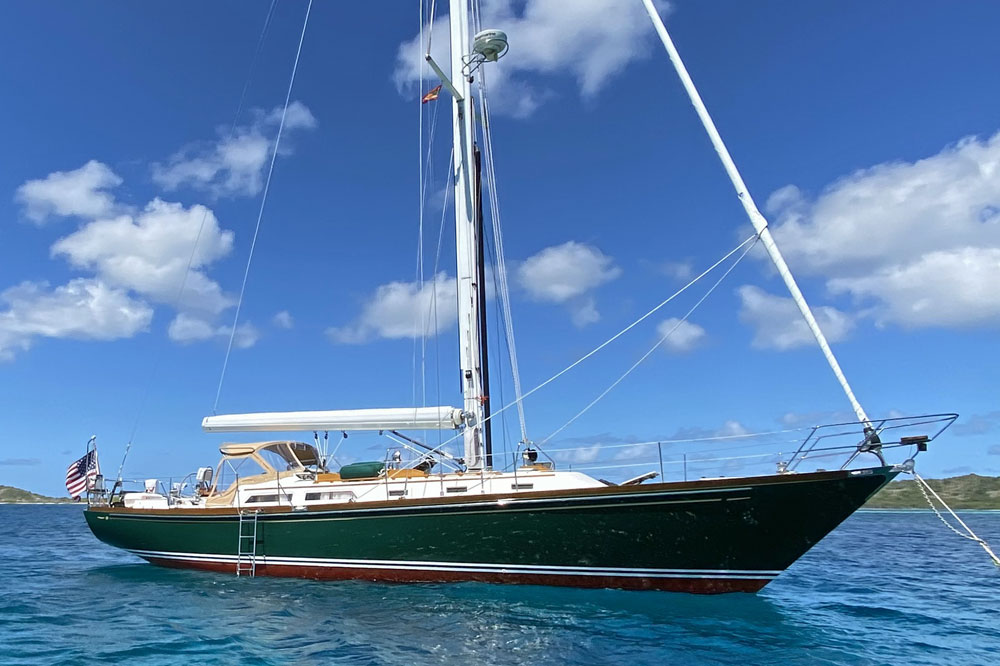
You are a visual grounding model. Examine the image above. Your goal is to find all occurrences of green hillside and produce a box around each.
[866,474,1000,509]
[0,485,74,503]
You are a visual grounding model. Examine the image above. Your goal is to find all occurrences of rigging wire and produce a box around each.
[426,0,439,56]
[499,233,759,425]
[413,0,424,407]
[413,77,443,406]
[642,0,870,427]
[484,205,513,463]
[414,0,432,407]
[477,65,529,445]
[231,0,280,138]
[470,0,529,443]
[401,234,761,459]
[116,0,280,481]
[427,147,454,451]
[540,236,760,444]
[540,428,807,456]
[214,0,315,414]
[413,0,443,426]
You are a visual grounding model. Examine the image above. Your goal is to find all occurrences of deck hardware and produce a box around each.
[901,435,929,452]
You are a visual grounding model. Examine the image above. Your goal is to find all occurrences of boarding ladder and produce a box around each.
[236,510,259,577]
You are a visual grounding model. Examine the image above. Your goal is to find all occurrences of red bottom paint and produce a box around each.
[145,557,771,594]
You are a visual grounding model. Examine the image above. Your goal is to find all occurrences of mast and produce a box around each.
[641,1,871,428]
[474,146,493,468]
[449,0,488,468]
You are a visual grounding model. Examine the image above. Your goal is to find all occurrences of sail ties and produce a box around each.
[908,468,1000,567]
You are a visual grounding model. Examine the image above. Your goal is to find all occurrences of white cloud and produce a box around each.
[954,411,1000,437]
[272,310,294,329]
[765,131,1000,329]
[656,317,706,353]
[660,260,693,282]
[52,198,234,314]
[0,279,152,360]
[167,312,215,343]
[518,241,621,301]
[779,409,854,427]
[16,160,122,224]
[517,241,620,326]
[613,442,658,461]
[4,108,306,358]
[828,247,1000,328]
[716,420,749,437]
[168,313,259,349]
[328,273,457,344]
[393,0,670,117]
[570,297,600,327]
[737,285,854,351]
[265,101,318,131]
[552,443,603,464]
[152,101,317,197]
[11,171,244,356]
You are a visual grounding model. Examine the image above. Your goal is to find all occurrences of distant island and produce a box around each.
[1,474,998,508]
[0,485,74,504]
[865,473,1000,510]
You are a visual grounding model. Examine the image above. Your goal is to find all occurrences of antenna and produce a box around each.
[473,29,508,61]
[463,29,509,75]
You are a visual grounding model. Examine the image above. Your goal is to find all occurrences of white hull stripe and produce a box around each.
[105,487,755,522]
[265,496,751,524]
[294,485,756,515]
[128,549,782,580]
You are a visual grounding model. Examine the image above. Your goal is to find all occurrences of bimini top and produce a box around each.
[218,441,321,470]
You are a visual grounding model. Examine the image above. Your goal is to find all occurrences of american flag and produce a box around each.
[65,449,99,499]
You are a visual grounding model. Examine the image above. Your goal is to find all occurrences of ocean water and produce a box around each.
[1,506,997,665]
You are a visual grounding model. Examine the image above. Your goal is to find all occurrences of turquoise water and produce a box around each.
[2,506,998,665]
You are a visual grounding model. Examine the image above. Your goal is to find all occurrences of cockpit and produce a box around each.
[204,441,327,504]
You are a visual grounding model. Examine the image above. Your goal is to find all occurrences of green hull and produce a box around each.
[85,466,895,593]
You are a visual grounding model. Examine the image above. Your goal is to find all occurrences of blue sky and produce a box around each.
[1,1,998,496]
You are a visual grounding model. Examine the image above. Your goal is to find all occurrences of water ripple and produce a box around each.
[1,506,998,665]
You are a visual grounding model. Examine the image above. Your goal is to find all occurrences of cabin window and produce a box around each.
[216,456,269,493]
[445,486,467,493]
[245,494,290,504]
[304,491,356,503]
[511,483,533,490]
[388,489,407,497]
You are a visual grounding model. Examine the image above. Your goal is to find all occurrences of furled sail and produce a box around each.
[202,406,465,433]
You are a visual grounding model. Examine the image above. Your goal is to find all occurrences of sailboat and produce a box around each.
[83,1,956,594]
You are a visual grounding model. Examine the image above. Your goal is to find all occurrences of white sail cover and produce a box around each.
[202,406,465,433]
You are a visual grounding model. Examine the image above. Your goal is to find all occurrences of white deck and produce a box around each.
[122,468,610,510]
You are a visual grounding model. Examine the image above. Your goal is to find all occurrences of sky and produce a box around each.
[1,1,998,496]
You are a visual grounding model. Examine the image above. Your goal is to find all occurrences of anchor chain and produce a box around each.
[909,469,1000,566]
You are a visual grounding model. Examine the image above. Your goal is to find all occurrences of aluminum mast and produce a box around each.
[449,0,488,468]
